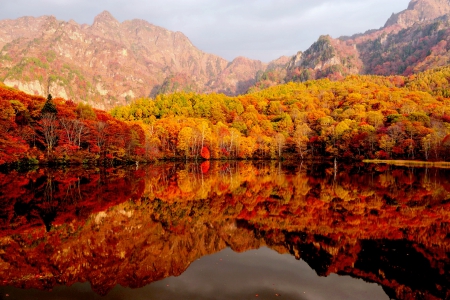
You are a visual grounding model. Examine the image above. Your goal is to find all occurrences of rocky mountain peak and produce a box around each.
[408,0,450,10]
[93,10,120,27]
[385,0,450,28]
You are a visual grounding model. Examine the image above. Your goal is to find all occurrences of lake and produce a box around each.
[0,161,449,300]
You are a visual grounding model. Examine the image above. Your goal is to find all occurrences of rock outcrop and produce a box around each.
[385,0,450,28]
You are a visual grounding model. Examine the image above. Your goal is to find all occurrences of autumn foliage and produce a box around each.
[0,83,147,165]
[200,146,210,159]
[110,67,450,161]
[2,66,450,165]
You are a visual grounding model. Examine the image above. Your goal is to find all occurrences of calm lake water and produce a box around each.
[0,161,449,300]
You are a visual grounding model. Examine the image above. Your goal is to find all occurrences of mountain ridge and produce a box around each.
[252,0,450,91]
[0,11,269,109]
[2,0,450,107]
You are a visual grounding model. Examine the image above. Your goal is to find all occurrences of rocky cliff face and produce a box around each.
[385,0,450,28]
[0,12,268,109]
[208,56,267,95]
[285,35,362,82]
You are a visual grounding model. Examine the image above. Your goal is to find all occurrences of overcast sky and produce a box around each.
[1,0,410,62]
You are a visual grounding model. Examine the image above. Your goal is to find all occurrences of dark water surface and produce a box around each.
[0,248,386,300]
[0,161,449,299]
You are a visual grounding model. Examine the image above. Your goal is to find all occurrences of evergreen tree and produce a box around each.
[41,94,58,115]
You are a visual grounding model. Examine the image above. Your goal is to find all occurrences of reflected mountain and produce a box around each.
[0,162,449,299]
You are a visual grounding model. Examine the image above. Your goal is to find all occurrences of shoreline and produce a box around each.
[363,159,450,168]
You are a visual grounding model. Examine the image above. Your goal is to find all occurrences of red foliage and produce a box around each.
[221,148,229,156]
[0,84,154,165]
[135,147,145,156]
[376,150,389,159]
[200,146,211,160]
[200,161,210,174]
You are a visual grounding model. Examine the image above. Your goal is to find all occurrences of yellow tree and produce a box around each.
[177,127,193,159]
[274,133,286,158]
[379,134,395,157]
[197,120,211,151]
[239,136,256,159]
[293,123,312,159]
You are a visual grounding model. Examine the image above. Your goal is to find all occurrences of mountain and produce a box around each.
[278,0,450,86]
[385,0,450,28]
[2,0,450,107]
[0,11,270,109]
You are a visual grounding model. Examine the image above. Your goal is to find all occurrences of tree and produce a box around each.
[293,123,312,159]
[274,133,286,158]
[76,102,96,120]
[145,124,161,158]
[38,94,60,156]
[41,94,57,115]
[379,134,395,157]
[367,111,384,128]
[40,113,59,155]
[198,121,211,151]
[200,146,211,159]
[95,121,108,153]
[239,136,256,159]
[60,118,87,149]
[177,127,194,159]
[228,128,241,157]
[0,101,15,134]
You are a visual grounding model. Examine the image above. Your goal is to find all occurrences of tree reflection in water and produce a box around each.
[0,161,449,299]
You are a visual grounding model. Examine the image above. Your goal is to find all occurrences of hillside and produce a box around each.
[1,67,450,166]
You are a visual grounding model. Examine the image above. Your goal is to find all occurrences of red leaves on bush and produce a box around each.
[200,146,210,160]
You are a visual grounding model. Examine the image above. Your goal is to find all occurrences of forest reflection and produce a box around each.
[0,161,449,300]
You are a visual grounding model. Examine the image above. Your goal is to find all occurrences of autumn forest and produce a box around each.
[2,66,450,166]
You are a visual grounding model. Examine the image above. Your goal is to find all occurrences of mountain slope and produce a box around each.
[0,12,267,109]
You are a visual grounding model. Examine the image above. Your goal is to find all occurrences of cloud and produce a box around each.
[0,0,410,61]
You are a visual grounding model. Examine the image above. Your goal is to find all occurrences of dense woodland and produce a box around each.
[2,66,450,166]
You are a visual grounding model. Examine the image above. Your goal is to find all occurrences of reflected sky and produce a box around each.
[0,247,387,300]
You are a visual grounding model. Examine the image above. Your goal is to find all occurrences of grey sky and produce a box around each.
[1,0,411,62]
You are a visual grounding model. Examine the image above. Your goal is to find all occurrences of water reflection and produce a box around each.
[0,248,388,300]
[0,162,449,299]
